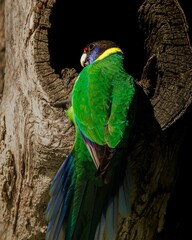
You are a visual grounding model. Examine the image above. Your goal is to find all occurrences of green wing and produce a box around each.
[72,53,135,148]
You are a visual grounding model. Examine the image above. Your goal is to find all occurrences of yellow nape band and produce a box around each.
[95,47,123,62]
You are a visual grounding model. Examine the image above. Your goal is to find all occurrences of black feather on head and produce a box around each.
[81,40,120,66]
[85,40,119,55]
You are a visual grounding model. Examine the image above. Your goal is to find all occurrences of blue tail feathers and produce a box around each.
[45,154,76,240]
[94,168,132,240]
[45,153,133,240]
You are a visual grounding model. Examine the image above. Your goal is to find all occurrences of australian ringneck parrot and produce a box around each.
[45,40,136,240]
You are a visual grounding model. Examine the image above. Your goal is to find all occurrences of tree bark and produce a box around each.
[0,1,76,239]
[0,0,191,239]
[0,0,5,103]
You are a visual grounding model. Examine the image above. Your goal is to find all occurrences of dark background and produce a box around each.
[48,0,192,79]
[48,0,145,78]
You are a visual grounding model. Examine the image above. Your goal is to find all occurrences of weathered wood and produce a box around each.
[0,0,76,239]
[138,0,192,130]
[119,0,192,239]
[0,0,5,103]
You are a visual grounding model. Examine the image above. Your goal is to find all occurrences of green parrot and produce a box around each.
[45,40,136,240]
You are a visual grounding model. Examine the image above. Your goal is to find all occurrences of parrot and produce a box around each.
[45,40,136,240]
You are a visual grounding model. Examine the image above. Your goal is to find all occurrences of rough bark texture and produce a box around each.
[0,0,75,239]
[0,0,191,239]
[138,0,192,130]
[0,0,5,103]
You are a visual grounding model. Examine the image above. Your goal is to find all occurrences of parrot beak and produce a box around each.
[80,53,87,67]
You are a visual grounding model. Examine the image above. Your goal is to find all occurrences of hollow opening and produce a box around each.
[48,0,145,79]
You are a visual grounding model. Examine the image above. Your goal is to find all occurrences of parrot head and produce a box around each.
[80,40,121,67]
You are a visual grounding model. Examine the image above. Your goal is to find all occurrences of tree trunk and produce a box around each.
[0,1,76,239]
[0,0,191,239]
[0,0,4,103]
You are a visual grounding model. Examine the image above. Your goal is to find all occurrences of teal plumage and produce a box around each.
[45,40,136,240]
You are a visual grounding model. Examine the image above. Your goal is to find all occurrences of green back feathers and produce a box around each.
[72,53,135,148]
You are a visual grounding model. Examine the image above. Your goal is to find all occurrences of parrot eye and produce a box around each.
[88,43,95,51]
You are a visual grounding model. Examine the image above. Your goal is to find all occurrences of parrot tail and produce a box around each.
[94,166,132,240]
[45,154,76,240]
[45,153,133,240]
